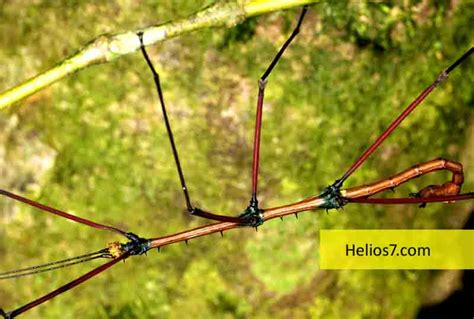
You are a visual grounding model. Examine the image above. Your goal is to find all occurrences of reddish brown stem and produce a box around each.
[0,189,128,236]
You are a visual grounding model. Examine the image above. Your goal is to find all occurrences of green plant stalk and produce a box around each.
[0,0,317,111]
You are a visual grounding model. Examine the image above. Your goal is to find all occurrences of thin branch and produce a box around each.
[0,0,318,111]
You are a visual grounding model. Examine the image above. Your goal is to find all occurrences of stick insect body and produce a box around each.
[0,6,473,318]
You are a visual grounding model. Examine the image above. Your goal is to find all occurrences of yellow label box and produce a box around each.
[320,230,474,269]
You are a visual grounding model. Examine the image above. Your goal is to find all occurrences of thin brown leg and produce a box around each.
[0,189,129,237]
[332,47,473,190]
[320,47,473,209]
[137,6,309,226]
[248,5,308,209]
[239,6,309,227]
[1,253,129,318]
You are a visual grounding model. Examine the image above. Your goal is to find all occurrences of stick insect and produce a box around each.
[1,5,473,318]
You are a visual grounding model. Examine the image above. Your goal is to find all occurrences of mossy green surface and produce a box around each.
[0,1,472,318]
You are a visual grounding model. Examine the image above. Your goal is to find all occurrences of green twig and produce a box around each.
[0,0,317,111]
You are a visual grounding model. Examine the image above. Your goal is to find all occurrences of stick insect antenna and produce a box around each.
[137,32,193,213]
[0,249,111,280]
[329,46,473,190]
[0,189,129,237]
[0,253,129,319]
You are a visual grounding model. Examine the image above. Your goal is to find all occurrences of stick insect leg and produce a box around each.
[0,253,129,318]
[348,193,474,205]
[0,189,129,237]
[137,33,243,224]
[137,6,308,226]
[322,47,473,206]
[240,6,309,226]
[137,33,193,212]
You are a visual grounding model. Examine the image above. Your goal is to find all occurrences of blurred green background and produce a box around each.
[0,1,473,318]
